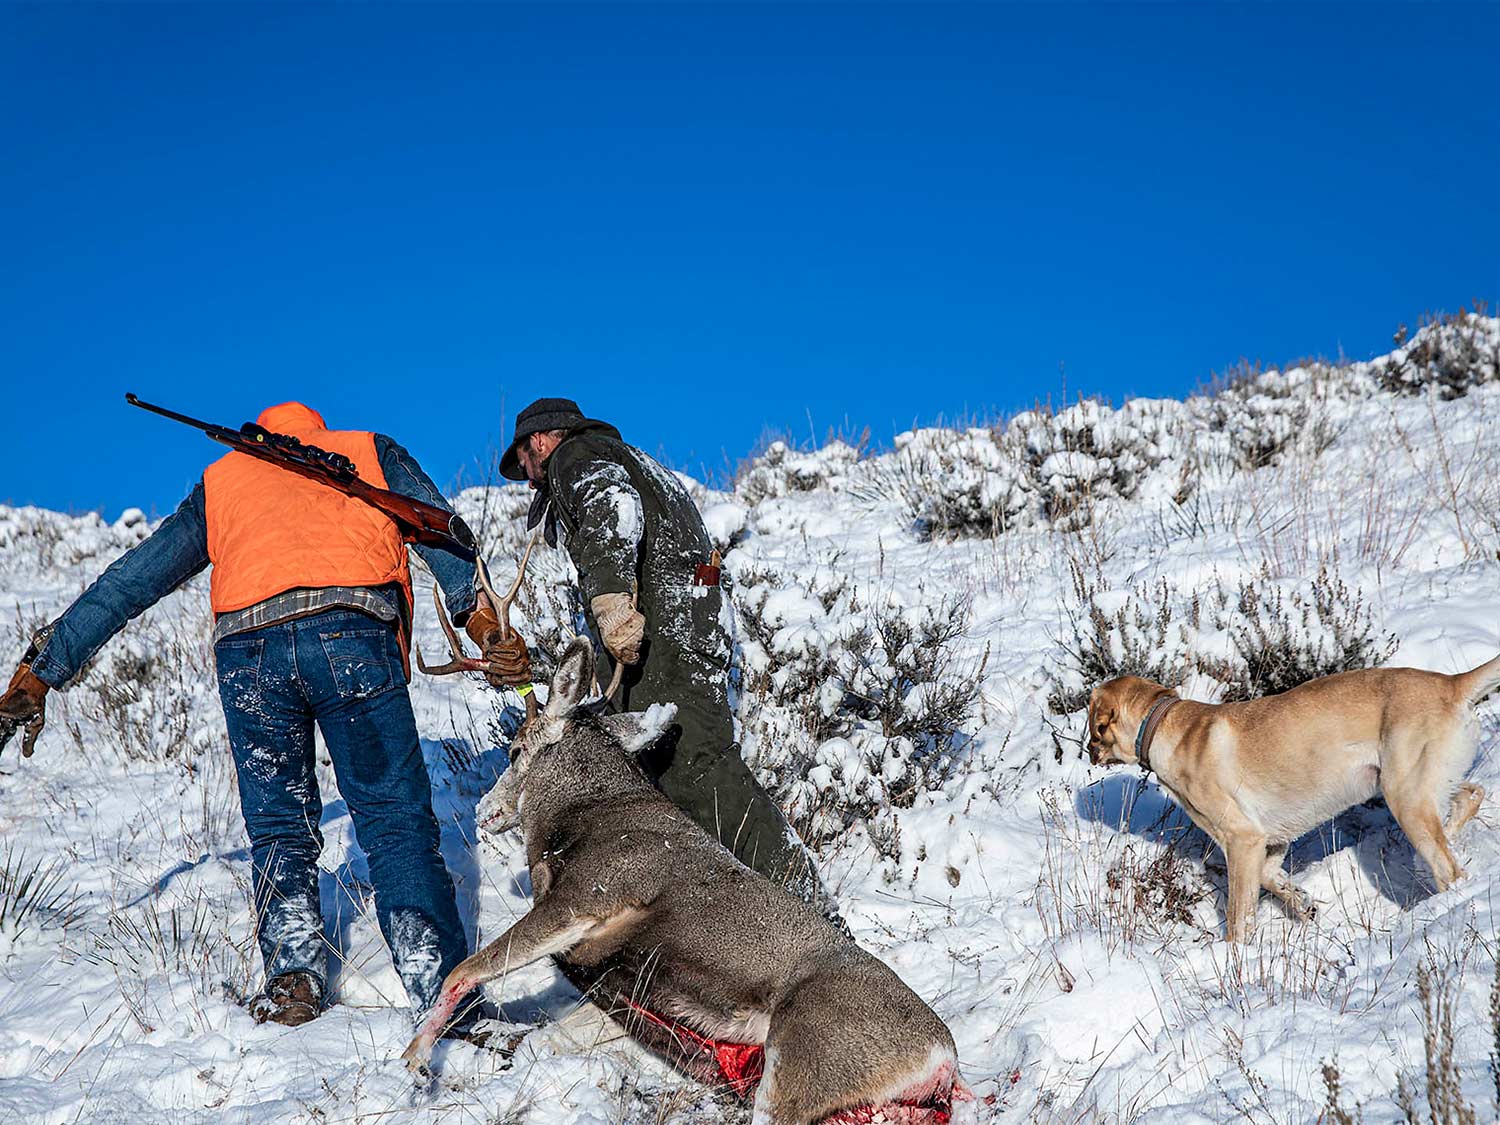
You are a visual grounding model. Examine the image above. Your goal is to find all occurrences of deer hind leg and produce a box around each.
[401,899,642,1074]
[752,964,958,1125]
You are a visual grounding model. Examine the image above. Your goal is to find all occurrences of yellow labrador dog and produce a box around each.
[1087,657,1500,941]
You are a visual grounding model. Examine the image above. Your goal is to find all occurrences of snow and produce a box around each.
[3,315,1500,1121]
[699,499,748,551]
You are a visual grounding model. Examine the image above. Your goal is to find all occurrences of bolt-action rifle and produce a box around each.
[125,394,476,560]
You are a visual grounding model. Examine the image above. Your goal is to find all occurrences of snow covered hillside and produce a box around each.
[2,309,1499,1123]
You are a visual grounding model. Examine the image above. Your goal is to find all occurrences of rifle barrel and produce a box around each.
[125,393,229,436]
[123,392,476,559]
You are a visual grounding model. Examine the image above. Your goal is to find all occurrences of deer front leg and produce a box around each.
[402,897,625,1074]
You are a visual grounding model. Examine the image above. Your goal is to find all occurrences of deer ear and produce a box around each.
[599,703,678,756]
[546,637,594,716]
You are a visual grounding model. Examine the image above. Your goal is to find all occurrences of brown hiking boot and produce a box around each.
[248,971,323,1027]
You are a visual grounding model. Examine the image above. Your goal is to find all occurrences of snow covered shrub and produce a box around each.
[698,497,750,553]
[1192,362,1344,471]
[735,438,863,504]
[850,427,1034,541]
[732,565,980,852]
[1009,397,1184,525]
[1046,562,1200,715]
[834,595,984,800]
[63,614,218,762]
[1049,562,1396,715]
[1103,836,1208,940]
[0,505,150,574]
[1379,306,1500,399]
[1196,564,1396,702]
[733,565,849,752]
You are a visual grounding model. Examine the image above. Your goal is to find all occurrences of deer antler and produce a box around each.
[475,527,541,648]
[602,656,626,705]
[415,583,491,677]
[416,528,543,721]
[593,583,635,707]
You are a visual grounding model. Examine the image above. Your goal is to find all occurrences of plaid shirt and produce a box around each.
[211,585,403,644]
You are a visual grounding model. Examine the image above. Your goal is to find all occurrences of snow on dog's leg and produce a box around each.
[1446,782,1484,835]
[1259,843,1316,921]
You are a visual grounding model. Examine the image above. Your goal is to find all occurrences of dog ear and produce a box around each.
[599,703,678,756]
[546,637,594,717]
[1093,701,1116,738]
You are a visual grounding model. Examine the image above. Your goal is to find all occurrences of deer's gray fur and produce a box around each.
[403,638,973,1125]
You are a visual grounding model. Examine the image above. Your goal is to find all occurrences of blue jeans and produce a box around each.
[215,609,466,1015]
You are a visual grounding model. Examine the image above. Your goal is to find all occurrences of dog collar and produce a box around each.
[1134,694,1181,773]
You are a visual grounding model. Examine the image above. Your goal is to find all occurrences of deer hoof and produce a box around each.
[401,1043,434,1079]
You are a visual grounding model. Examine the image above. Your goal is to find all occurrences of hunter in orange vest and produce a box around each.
[0,402,526,1039]
[203,402,413,616]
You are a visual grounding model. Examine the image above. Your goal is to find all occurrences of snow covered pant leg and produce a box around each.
[606,640,811,894]
[656,690,810,893]
[296,612,468,1015]
[216,629,327,988]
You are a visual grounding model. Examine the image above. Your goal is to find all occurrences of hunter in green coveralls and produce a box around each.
[498,398,811,896]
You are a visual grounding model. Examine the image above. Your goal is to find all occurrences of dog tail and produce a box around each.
[1456,654,1500,704]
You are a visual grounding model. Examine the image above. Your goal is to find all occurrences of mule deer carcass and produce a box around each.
[404,637,974,1125]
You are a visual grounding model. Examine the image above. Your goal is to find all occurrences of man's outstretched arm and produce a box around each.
[29,483,212,688]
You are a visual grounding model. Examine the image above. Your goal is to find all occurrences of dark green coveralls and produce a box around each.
[538,422,809,892]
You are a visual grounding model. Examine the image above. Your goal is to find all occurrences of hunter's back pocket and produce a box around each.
[214,636,265,700]
[319,628,394,700]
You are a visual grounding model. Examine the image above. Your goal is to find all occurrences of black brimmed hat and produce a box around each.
[500,397,596,480]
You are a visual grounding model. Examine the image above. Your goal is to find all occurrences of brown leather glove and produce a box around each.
[591,592,645,666]
[0,664,49,758]
[464,606,533,689]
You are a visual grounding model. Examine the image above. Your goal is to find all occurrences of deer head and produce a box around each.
[476,637,675,834]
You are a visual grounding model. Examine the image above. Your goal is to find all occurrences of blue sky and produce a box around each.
[3,3,1496,517]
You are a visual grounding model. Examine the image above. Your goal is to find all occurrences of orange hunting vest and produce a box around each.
[202,402,413,618]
